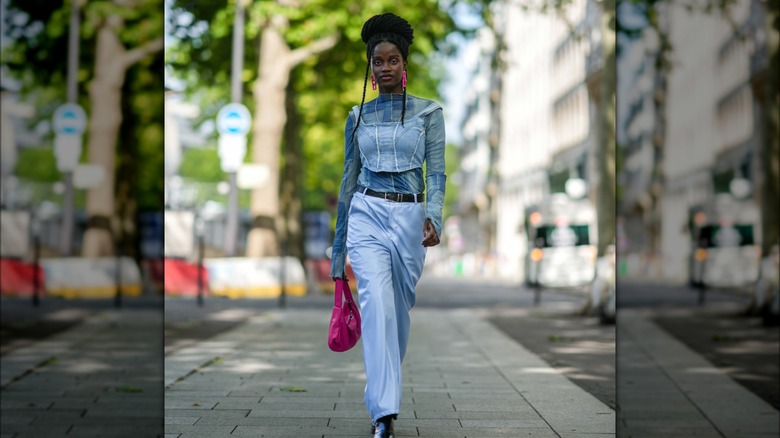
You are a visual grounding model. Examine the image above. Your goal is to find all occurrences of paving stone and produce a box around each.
[164,425,236,435]
[194,416,329,427]
[165,408,250,418]
[420,427,558,437]
[0,425,73,437]
[165,416,200,425]
[67,425,163,437]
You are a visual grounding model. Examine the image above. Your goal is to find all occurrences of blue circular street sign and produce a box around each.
[217,103,252,136]
[53,103,87,135]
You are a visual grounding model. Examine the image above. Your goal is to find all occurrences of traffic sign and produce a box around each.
[53,103,87,136]
[218,134,247,173]
[216,103,252,136]
[54,135,82,172]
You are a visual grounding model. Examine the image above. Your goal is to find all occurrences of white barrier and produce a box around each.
[164,210,195,258]
[0,211,30,258]
[41,257,142,298]
[204,257,307,298]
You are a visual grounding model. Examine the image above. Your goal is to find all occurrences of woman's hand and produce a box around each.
[422,219,440,247]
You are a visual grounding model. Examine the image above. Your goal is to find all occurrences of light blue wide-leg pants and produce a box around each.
[346,191,427,422]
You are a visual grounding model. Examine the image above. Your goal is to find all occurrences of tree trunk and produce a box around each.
[81,14,163,258]
[82,21,126,257]
[758,4,779,255]
[587,0,616,257]
[247,19,290,258]
[281,69,304,261]
[648,4,670,262]
[246,18,337,257]
[597,0,617,256]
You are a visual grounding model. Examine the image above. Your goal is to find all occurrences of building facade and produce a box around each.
[493,0,601,281]
[660,0,767,281]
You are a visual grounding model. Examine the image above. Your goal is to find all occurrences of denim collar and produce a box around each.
[375,93,406,103]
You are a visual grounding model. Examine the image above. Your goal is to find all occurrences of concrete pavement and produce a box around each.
[1,306,163,437]
[618,309,779,438]
[4,289,774,437]
[164,308,615,438]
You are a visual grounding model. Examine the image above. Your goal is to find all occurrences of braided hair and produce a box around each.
[350,13,414,140]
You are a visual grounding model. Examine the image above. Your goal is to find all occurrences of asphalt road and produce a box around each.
[618,280,779,410]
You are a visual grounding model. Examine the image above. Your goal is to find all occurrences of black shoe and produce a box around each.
[372,417,394,438]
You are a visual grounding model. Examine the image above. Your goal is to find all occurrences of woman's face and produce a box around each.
[371,41,407,94]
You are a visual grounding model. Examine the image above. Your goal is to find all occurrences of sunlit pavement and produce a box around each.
[25,278,780,436]
[163,307,615,437]
[0,284,617,438]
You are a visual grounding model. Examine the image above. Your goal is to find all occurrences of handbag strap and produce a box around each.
[334,278,352,308]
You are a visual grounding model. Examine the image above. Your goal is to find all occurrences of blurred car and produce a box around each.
[523,193,598,289]
[688,194,761,289]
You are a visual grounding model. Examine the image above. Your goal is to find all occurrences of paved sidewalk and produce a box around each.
[164,308,615,438]
[617,309,779,438]
[1,308,163,437]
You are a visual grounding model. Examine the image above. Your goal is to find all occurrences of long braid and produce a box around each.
[350,61,371,140]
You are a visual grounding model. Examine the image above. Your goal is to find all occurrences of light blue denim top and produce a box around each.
[330,93,446,278]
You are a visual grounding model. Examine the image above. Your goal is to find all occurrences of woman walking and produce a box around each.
[330,12,446,438]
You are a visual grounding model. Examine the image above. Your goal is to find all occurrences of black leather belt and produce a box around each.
[359,186,423,203]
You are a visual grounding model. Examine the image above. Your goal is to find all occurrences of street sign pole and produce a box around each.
[224,0,246,257]
[225,172,239,256]
[61,0,81,257]
[217,104,251,257]
[53,104,87,256]
[60,172,74,255]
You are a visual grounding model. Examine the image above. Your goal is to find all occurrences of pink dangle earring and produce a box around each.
[371,75,377,91]
[402,71,407,89]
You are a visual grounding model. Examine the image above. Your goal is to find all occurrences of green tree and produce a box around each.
[3,0,165,258]
[167,0,461,258]
[179,147,225,183]
[14,149,61,183]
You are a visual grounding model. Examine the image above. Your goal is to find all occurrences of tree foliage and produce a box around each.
[166,0,463,213]
[3,0,165,212]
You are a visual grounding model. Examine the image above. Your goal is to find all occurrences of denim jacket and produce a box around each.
[330,94,446,278]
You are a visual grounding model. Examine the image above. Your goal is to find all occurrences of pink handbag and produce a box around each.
[328,278,361,352]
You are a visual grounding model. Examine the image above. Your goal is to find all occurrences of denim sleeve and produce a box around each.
[330,113,360,278]
[424,108,446,237]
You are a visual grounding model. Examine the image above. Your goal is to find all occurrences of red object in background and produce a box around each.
[0,258,44,297]
[305,258,356,293]
[142,259,165,293]
[164,258,209,297]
